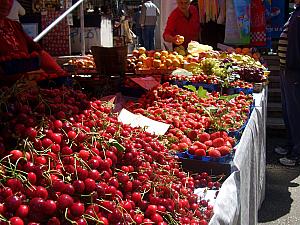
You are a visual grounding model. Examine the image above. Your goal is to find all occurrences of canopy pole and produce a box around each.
[34,0,85,42]
[80,2,86,56]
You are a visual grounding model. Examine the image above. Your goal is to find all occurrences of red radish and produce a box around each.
[15,205,29,218]
[9,150,23,162]
[5,195,22,211]
[70,202,85,217]
[9,217,24,225]
[42,200,57,215]
[57,194,74,210]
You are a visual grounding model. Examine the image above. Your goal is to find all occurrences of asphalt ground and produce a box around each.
[258,129,300,225]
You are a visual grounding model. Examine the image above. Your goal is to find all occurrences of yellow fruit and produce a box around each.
[176,55,184,63]
[186,54,194,62]
[160,63,167,69]
[161,50,168,57]
[168,54,176,61]
[132,49,140,58]
[136,61,143,68]
[138,47,146,55]
[154,52,161,59]
[175,35,184,45]
[172,59,181,67]
[138,54,146,62]
[160,55,167,62]
[178,50,186,56]
[165,59,173,67]
[153,59,161,68]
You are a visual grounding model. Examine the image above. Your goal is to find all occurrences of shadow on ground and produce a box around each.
[258,129,300,223]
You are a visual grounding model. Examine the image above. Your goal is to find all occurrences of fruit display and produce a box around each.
[65,55,96,72]
[126,83,253,158]
[233,47,263,63]
[128,48,184,74]
[127,43,268,88]
[0,84,222,225]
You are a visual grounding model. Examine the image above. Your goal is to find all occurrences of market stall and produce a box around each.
[0,0,274,224]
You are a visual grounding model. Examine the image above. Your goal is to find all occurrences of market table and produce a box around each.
[209,87,267,225]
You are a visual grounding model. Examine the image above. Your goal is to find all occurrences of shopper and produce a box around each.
[163,0,200,49]
[140,0,160,50]
[132,5,143,47]
[7,0,25,22]
[277,0,300,166]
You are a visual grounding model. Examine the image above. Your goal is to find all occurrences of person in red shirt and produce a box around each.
[163,0,200,49]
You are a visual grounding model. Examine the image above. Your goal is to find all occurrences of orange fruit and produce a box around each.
[242,48,250,54]
[235,48,242,54]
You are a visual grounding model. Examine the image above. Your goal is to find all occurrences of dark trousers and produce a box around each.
[281,69,300,156]
[142,25,156,50]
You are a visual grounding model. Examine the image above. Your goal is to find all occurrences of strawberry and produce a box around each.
[217,146,231,156]
[199,132,210,142]
[204,140,212,147]
[193,141,207,150]
[210,131,221,140]
[220,131,228,139]
[227,137,236,146]
[178,142,189,151]
[195,148,206,157]
[212,138,225,148]
[187,130,198,141]
[188,145,198,155]
[208,149,221,158]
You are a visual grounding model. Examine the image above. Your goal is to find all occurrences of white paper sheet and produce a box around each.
[118,109,170,135]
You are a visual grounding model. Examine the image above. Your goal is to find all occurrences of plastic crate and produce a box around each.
[176,151,233,177]
[185,150,233,163]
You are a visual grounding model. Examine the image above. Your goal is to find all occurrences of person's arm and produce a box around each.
[17,2,26,16]
[163,13,176,44]
[140,4,146,27]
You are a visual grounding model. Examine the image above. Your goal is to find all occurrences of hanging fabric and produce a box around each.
[217,0,226,25]
[250,0,267,46]
[198,0,220,23]
[224,0,250,45]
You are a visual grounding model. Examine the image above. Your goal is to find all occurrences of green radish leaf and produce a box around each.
[197,86,208,98]
[219,94,239,101]
[184,85,197,93]
[109,139,125,152]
